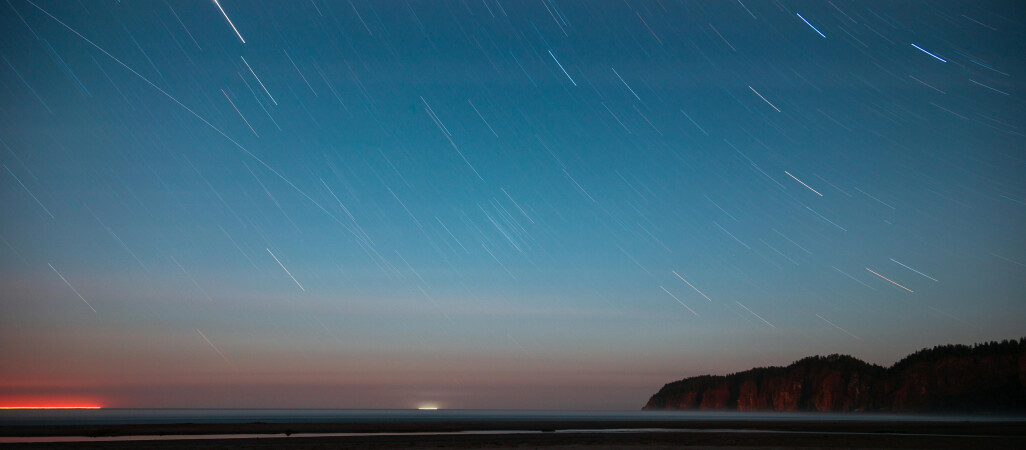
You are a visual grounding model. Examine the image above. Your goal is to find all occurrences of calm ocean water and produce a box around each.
[1,409,1020,426]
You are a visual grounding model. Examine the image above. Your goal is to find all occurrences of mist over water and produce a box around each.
[3,409,1021,427]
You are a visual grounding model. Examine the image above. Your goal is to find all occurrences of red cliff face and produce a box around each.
[769,375,803,411]
[644,338,1026,413]
[736,379,760,411]
[698,382,731,409]
[736,374,803,411]
[676,391,699,409]
[809,367,842,411]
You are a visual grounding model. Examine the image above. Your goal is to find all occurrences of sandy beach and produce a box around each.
[2,418,1023,449]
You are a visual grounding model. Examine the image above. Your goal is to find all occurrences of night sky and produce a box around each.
[1,0,1024,410]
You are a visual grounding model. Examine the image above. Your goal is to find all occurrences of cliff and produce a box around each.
[644,338,1026,413]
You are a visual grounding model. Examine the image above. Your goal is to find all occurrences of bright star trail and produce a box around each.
[672,271,713,302]
[748,85,781,112]
[911,43,947,63]
[267,247,305,292]
[659,286,699,317]
[548,50,576,86]
[212,0,245,44]
[866,268,915,293]
[796,13,826,39]
[785,171,824,197]
[0,0,1023,410]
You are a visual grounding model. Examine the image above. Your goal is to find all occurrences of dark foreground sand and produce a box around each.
[2,419,1024,449]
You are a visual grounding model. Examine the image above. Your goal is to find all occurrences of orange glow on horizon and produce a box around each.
[0,406,102,409]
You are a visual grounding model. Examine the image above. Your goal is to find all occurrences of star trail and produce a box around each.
[0,0,1023,410]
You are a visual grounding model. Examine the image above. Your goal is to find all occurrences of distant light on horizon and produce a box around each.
[0,406,102,410]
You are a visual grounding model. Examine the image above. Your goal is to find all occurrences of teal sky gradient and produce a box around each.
[1,0,1024,408]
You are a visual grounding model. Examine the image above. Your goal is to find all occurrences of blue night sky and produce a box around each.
[1,0,1024,409]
